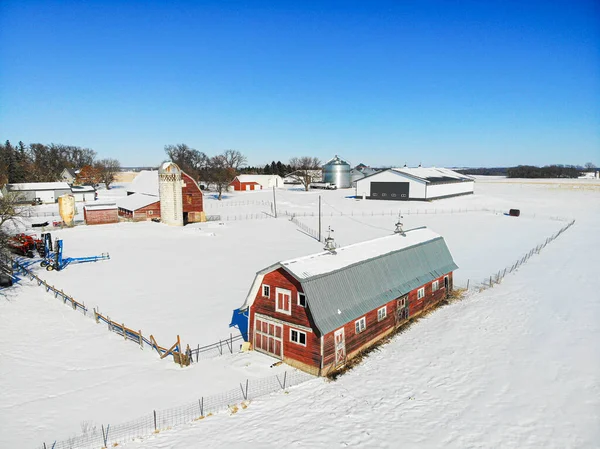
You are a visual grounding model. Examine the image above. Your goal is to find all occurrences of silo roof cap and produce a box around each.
[159,161,182,174]
[323,155,350,166]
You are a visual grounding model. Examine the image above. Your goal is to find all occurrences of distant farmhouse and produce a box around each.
[356,167,475,201]
[240,227,458,376]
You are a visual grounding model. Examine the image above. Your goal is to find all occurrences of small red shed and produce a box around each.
[240,227,458,376]
[84,203,118,225]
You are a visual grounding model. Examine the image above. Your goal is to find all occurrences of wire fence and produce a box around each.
[188,332,249,361]
[41,369,314,449]
[204,199,272,209]
[456,219,576,292]
[22,208,80,218]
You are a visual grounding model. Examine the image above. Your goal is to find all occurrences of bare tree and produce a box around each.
[584,162,595,170]
[222,149,247,171]
[165,144,208,181]
[205,155,236,200]
[288,157,322,191]
[95,158,121,190]
[0,191,27,255]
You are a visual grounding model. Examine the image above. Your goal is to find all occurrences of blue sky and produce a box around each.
[1,0,598,167]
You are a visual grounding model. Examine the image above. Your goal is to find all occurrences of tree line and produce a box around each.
[506,165,583,178]
[164,144,322,197]
[0,140,121,189]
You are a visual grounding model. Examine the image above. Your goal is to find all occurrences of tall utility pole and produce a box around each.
[272,186,278,218]
[318,195,322,242]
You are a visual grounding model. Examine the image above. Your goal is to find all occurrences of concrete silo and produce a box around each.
[159,162,184,226]
[322,155,351,188]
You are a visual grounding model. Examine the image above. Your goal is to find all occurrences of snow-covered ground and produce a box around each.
[1,178,598,448]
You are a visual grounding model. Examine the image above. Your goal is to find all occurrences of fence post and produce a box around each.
[489,276,492,287]
[240,379,249,400]
[283,371,287,389]
[123,323,127,340]
[153,410,157,431]
[139,330,143,349]
[466,279,470,290]
[199,397,204,417]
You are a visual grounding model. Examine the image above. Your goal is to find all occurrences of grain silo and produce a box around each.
[159,162,184,226]
[322,155,351,188]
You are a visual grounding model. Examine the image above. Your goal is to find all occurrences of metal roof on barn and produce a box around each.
[245,227,458,335]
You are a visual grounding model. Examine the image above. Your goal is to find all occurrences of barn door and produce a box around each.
[396,295,409,324]
[334,328,346,366]
[254,317,283,359]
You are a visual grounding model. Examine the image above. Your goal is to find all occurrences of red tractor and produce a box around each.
[8,233,43,258]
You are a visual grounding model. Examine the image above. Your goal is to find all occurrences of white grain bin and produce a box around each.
[58,194,76,227]
[159,162,184,226]
[322,155,351,188]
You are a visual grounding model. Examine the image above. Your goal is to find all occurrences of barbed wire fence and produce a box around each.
[456,219,576,293]
[41,369,314,449]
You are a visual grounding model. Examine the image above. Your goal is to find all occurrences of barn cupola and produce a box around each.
[394,214,406,236]
[323,226,337,254]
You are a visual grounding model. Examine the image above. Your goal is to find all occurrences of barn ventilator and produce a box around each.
[44,238,110,271]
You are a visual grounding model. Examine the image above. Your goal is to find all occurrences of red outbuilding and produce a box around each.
[84,203,119,225]
[240,227,458,376]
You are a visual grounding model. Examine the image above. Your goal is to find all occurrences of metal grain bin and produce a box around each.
[322,155,351,188]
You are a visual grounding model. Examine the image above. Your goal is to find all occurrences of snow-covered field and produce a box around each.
[1,177,599,448]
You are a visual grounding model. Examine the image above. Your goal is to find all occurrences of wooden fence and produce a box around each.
[11,258,189,366]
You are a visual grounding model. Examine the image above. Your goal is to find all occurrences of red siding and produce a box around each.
[182,172,204,215]
[249,268,321,372]
[84,208,118,225]
[230,177,261,191]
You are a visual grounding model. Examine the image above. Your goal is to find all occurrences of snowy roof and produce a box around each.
[244,227,458,334]
[127,170,159,196]
[6,182,71,191]
[84,202,117,210]
[117,193,159,211]
[390,167,474,183]
[280,227,443,280]
[71,185,96,192]
[235,175,282,184]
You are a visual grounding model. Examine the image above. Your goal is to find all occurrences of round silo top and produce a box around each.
[159,161,182,174]
[323,155,350,168]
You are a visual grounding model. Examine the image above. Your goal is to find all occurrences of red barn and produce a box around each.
[230,175,283,191]
[240,227,458,376]
[84,203,118,225]
[117,194,160,221]
[124,169,205,224]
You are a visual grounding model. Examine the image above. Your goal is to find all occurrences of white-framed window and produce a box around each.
[148,210,153,215]
[289,328,307,346]
[275,288,292,315]
[377,306,387,321]
[298,292,306,307]
[262,285,270,297]
[417,287,425,299]
[355,317,366,334]
[432,280,439,292]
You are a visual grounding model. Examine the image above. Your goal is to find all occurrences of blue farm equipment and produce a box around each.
[44,239,110,271]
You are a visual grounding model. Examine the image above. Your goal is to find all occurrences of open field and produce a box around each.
[1,177,598,448]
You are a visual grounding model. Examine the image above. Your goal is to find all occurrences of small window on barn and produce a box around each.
[377,306,387,321]
[298,292,306,307]
[417,287,425,299]
[148,210,153,215]
[290,329,307,346]
[262,285,270,297]
[186,193,193,205]
[432,280,439,292]
[355,317,366,334]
